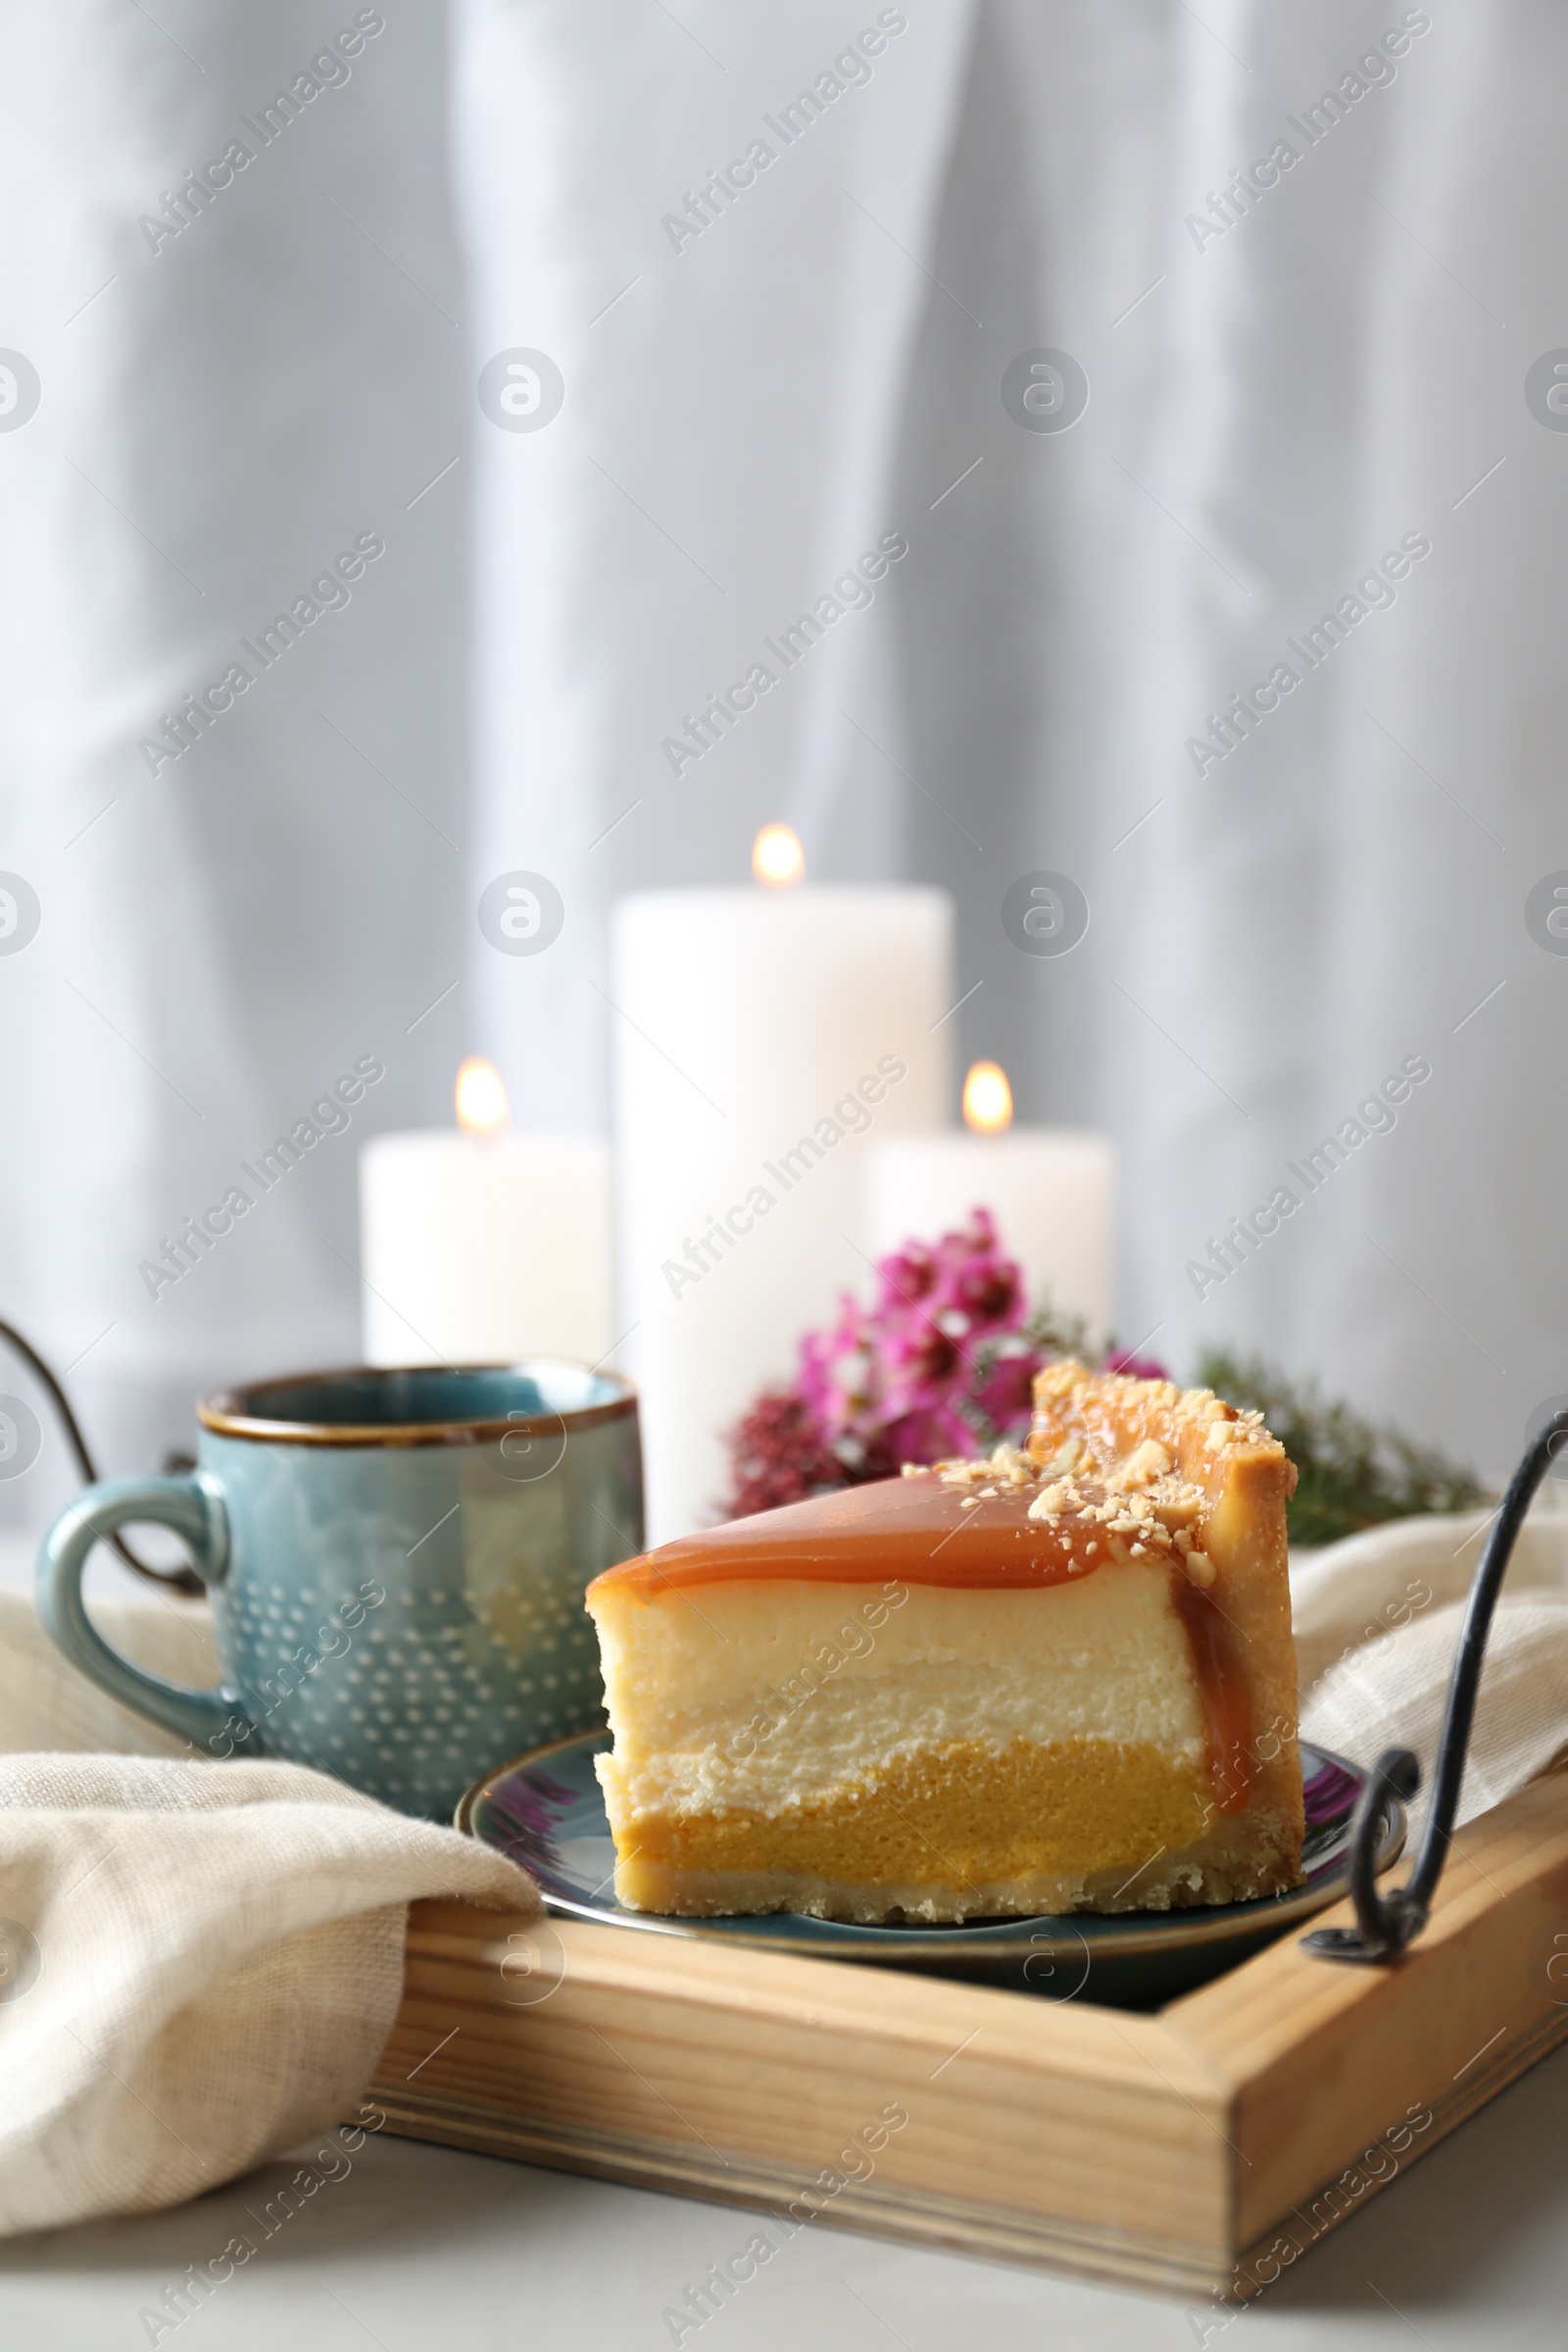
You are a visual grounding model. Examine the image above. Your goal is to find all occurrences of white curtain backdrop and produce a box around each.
[454,0,980,1126]
[0,0,1562,1530]
[458,0,1568,1485]
[0,1,471,1502]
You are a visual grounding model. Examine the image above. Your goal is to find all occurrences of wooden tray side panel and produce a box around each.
[373,1917,1235,2289]
[370,2083,1232,2297]
[1165,1774,1568,2269]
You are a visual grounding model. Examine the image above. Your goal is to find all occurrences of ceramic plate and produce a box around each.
[457,1732,1403,2004]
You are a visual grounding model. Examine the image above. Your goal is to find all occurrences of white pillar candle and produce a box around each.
[360,1059,612,1367]
[614,836,953,1544]
[865,1062,1117,1346]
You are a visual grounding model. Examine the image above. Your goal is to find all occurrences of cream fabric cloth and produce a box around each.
[0,1598,535,2242]
[0,1587,222,1760]
[1295,1492,1568,1831]
[4,1491,1568,2241]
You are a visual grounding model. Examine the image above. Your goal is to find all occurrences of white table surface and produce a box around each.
[4,1533,1566,2349]
[0,2039,1565,2352]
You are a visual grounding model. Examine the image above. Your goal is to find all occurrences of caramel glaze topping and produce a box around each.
[588,1364,1295,1815]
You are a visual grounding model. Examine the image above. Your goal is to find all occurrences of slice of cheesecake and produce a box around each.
[585,1362,1303,1924]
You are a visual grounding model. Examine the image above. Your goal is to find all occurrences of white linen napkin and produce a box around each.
[0,1597,534,2241]
[1293,1493,1568,1830]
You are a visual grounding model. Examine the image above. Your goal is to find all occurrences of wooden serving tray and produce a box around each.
[371,1772,1568,2302]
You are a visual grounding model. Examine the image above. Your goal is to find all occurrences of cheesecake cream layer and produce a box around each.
[593,1565,1208,1820]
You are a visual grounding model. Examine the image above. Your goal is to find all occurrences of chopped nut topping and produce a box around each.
[920,1360,1293,1592]
[1105,1438,1171,1492]
[1033,1433,1083,1479]
[1146,1484,1204,1531]
[1026,1358,1288,1532]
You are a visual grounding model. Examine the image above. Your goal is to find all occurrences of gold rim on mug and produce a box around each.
[198,1362,638,1448]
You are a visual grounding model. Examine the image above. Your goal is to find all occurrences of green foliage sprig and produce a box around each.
[1196,1348,1489,1548]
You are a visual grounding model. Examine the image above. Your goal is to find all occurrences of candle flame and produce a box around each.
[962,1060,1013,1136]
[752,822,805,887]
[455,1055,509,1136]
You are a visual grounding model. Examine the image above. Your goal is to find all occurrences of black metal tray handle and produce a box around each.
[1303,1405,1568,1964]
[1,1315,205,1592]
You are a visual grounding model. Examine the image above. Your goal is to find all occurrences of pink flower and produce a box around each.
[793,1210,1034,1462]
[721,1206,1134,1518]
[874,1242,938,1314]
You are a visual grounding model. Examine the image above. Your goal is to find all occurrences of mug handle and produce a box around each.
[36,1472,256,1753]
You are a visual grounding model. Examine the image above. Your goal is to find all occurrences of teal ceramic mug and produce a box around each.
[36,1362,642,1819]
